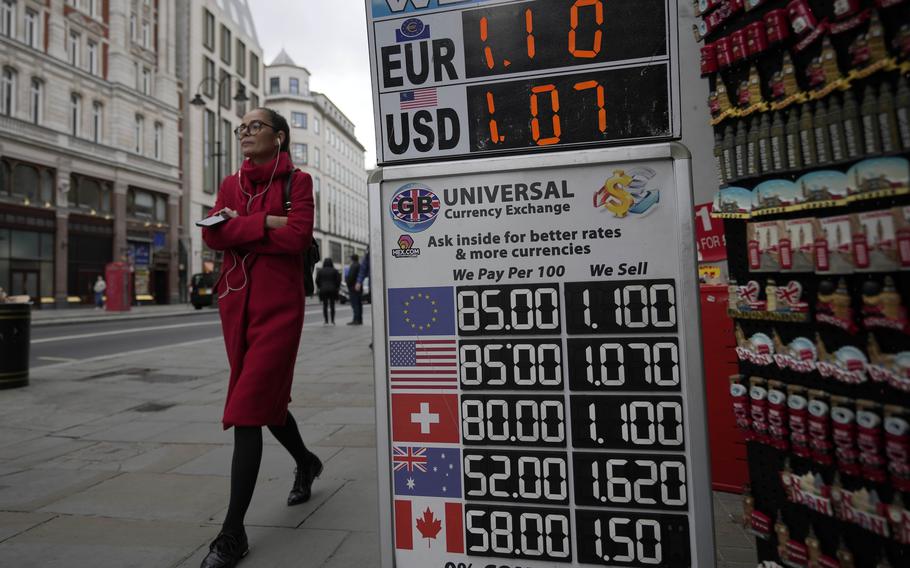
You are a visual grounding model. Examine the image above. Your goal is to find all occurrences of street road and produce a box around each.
[29,304,354,368]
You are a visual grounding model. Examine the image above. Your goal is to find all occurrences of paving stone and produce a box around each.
[0,511,56,543]
[39,472,228,523]
[307,406,376,425]
[0,468,117,511]
[0,515,212,568]
[315,424,376,447]
[323,447,379,480]
[143,421,234,445]
[176,526,348,568]
[80,419,190,443]
[302,480,378,532]
[322,530,380,568]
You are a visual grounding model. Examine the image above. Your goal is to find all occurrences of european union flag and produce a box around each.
[388,287,455,336]
[393,446,462,498]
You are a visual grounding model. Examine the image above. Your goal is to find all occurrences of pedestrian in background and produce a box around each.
[315,258,341,325]
[356,251,371,348]
[200,107,322,568]
[346,253,362,325]
[93,275,106,309]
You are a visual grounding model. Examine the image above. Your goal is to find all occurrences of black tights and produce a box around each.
[322,297,336,323]
[222,411,313,536]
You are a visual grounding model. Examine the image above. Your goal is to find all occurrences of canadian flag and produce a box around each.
[395,497,463,554]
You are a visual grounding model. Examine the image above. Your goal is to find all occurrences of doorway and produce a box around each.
[10,269,39,300]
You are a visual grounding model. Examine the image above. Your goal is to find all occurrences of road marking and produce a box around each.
[37,356,78,363]
[32,337,224,369]
[32,320,221,344]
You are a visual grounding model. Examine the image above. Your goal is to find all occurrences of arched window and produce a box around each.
[1,67,16,116]
[29,78,42,124]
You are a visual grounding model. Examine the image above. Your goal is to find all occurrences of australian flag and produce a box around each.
[393,446,462,498]
[387,287,455,336]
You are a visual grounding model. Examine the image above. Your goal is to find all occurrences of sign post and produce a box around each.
[365,2,712,567]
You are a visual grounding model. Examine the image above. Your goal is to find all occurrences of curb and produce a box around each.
[32,308,218,327]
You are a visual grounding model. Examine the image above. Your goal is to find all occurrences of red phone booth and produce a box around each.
[105,262,132,312]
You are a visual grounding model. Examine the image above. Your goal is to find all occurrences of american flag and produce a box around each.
[389,338,457,389]
[393,446,428,473]
[399,88,438,110]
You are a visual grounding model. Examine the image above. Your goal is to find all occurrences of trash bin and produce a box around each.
[0,303,30,389]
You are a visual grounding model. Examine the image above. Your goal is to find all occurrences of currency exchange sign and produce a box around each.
[365,0,681,164]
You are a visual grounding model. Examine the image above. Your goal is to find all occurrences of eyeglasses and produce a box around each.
[233,120,275,138]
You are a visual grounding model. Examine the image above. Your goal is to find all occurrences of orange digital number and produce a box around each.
[486,91,503,143]
[480,16,495,70]
[574,80,606,133]
[531,84,561,146]
[525,9,536,59]
[569,0,604,59]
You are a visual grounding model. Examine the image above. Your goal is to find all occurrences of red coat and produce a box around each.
[202,157,314,429]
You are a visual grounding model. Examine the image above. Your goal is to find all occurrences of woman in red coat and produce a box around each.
[199,108,322,568]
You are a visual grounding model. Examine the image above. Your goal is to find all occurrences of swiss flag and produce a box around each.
[392,393,459,444]
[395,498,463,554]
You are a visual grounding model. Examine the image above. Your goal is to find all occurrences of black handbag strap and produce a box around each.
[283,169,299,212]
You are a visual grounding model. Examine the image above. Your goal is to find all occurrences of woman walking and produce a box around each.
[315,258,341,325]
[200,107,322,568]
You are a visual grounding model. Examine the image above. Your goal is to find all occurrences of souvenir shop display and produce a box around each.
[701,0,910,564]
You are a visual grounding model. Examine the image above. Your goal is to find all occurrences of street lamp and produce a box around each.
[190,77,249,194]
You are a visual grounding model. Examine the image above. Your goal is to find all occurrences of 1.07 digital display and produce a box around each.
[566,338,681,392]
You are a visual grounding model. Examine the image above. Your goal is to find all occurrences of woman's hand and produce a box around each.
[265,215,288,230]
[217,207,239,219]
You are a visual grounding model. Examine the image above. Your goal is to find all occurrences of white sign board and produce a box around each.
[369,144,714,567]
[366,0,681,164]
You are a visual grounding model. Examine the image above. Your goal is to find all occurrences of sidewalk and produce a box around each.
[30,303,211,327]
[0,311,757,567]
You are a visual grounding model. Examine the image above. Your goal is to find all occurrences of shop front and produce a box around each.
[67,215,113,303]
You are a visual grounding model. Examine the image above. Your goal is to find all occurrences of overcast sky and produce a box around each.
[249,0,378,168]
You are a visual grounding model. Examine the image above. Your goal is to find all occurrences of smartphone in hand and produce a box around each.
[195,214,228,228]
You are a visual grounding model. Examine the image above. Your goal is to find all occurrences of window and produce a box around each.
[202,8,214,51]
[88,0,99,18]
[249,53,259,87]
[29,78,41,124]
[203,109,215,193]
[1,0,14,38]
[68,31,80,66]
[141,68,151,95]
[250,92,259,110]
[24,9,37,48]
[202,57,215,98]
[141,21,150,49]
[219,69,230,109]
[153,122,162,160]
[291,143,307,164]
[291,112,307,129]
[69,174,111,213]
[269,76,279,94]
[134,114,144,154]
[236,40,246,77]
[220,25,230,64]
[314,117,320,134]
[221,119,232,176]
[129,14,136,41]
[313,176,320,229]
[69,93,81,136]
[1,68,15,116]
[87,41,98,75]
[289,77,299,95]
[91,101,102,143]
[314,147,320,168]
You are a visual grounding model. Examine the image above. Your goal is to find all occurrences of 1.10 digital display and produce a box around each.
[564,280,678,335]
[571,395,685,451]
[461,0,668,79]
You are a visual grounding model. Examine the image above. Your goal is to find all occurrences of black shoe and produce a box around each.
[287,454,323,506]
[347,321,357,325]
[200,530,248,568]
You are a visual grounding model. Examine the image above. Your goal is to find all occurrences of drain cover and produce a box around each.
[132,402,176,413]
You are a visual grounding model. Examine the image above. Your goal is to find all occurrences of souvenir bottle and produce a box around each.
[842,90,863,157]
[896,76,910,151]
[861,84,882,155]
[770,112,786,171]
[758,113,772,173]
[799,103,818,168]
[723,124,737,181]
[785,108,803,170]
[747,117,761,176]
[878,81,900,153]
[814,99,831,164]
[735,120,749,179]
[827,94,846,162]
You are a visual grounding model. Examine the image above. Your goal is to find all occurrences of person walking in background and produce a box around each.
[356,251,371,348]
[315,258,341,325]
[93,275,106,309]
[200,107,322,568]
[346,253,362,325]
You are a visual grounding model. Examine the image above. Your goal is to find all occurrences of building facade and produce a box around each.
[176,0,263,285]
[264,50,368,266]
[0,0,182,306]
